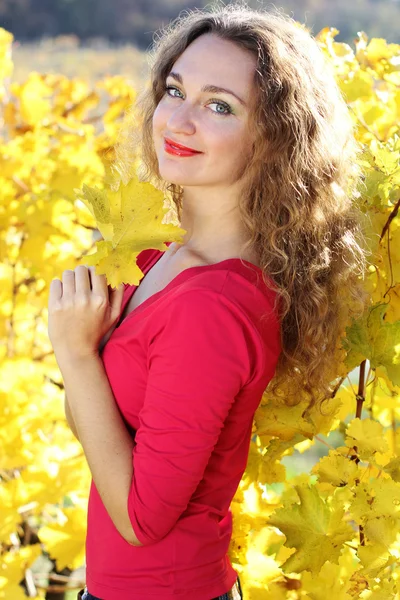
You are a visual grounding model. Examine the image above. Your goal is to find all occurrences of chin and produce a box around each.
[157,164,194,184]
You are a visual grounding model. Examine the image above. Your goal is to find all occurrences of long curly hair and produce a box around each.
[113,1,371,415]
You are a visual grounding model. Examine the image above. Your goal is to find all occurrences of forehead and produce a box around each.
[170,34,256,90]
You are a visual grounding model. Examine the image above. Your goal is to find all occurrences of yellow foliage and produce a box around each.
[267,483,355,572]
[75,178,186,288]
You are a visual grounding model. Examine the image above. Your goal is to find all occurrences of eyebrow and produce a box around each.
[167,71,247,107]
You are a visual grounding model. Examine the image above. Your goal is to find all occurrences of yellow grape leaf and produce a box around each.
[366,372,400,427]
[357,541,392,577]
[344,417,388,460]
[65,90,100,120]
[239,521,285,586]
[307,394,343,436]
[330,383,358,425]
[301,560,353,600]
[342,303,400,387]
[246,580,293,600]
[0,478,28,542]
[383,456,400,482]
[373,428,397,466]
[361,141,400,208]
[258,459,286,485]
[350,479,400,522]
[244,440,264,482]
[103,97,133,123]
[253,400,315,441]
[75,178,187,288]
[14,73,54,126]
[311,449,360,487]
[363,515,400,548]
[341,68,374,103]
[316,27,355,65]
[359,578,399,599]
[385,283,400,324]
[259,435,306,464]
[337,544,363,583]
[365,38,400,63]
[369,138,400,176]
[96,74,137,99]
[38,505,88,571]
[267,483,354,572]
[0,545,42,600]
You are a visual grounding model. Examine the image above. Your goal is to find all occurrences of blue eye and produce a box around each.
[165,85,232,116]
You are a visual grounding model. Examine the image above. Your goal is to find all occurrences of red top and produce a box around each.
[85,242,281,599]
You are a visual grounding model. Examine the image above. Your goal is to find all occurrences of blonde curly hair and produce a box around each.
[113,1,371,414]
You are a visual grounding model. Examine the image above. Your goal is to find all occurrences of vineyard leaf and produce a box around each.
[38,505,87,571]
[363,515,400,547]
[267,484,354,572]
[345,418,389,460]
[350,479,400,521]
[75,178,186,288]
[253,400,315,441]
[311,450,360,487]
[382,456,400,482]
[357,542,391,577]
[342,303,400,387]
[301,560,353,600]
[359,578,399,600]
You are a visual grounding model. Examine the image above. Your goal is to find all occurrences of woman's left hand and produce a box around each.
[48,265,125,364]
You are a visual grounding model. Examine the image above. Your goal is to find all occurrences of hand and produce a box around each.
[48,265,125,363]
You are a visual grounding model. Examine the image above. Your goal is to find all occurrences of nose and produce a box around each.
[166,102,196,135]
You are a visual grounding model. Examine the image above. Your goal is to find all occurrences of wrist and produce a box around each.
[56,350,100,372]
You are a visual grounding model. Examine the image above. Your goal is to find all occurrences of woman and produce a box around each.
[48,3,369,599]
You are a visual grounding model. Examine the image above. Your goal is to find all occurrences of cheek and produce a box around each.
[211,123,250,155]
[152,103,167,135]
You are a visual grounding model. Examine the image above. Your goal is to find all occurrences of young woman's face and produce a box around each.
[152,33,257,188]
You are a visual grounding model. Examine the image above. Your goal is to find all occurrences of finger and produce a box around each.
[109,283,125,316]
[62,270,76,297]
[88,265,108,297]
[49,278,63,304]
[74,265,91,295]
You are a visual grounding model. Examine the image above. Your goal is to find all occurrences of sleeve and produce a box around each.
[126,287,257,546]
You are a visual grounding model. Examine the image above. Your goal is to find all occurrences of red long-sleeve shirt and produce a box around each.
[84,242,281,599]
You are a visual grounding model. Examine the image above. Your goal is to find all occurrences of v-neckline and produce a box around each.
[115,242,265,330]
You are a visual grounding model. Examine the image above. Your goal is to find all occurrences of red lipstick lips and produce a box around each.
[164,137,202,157]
